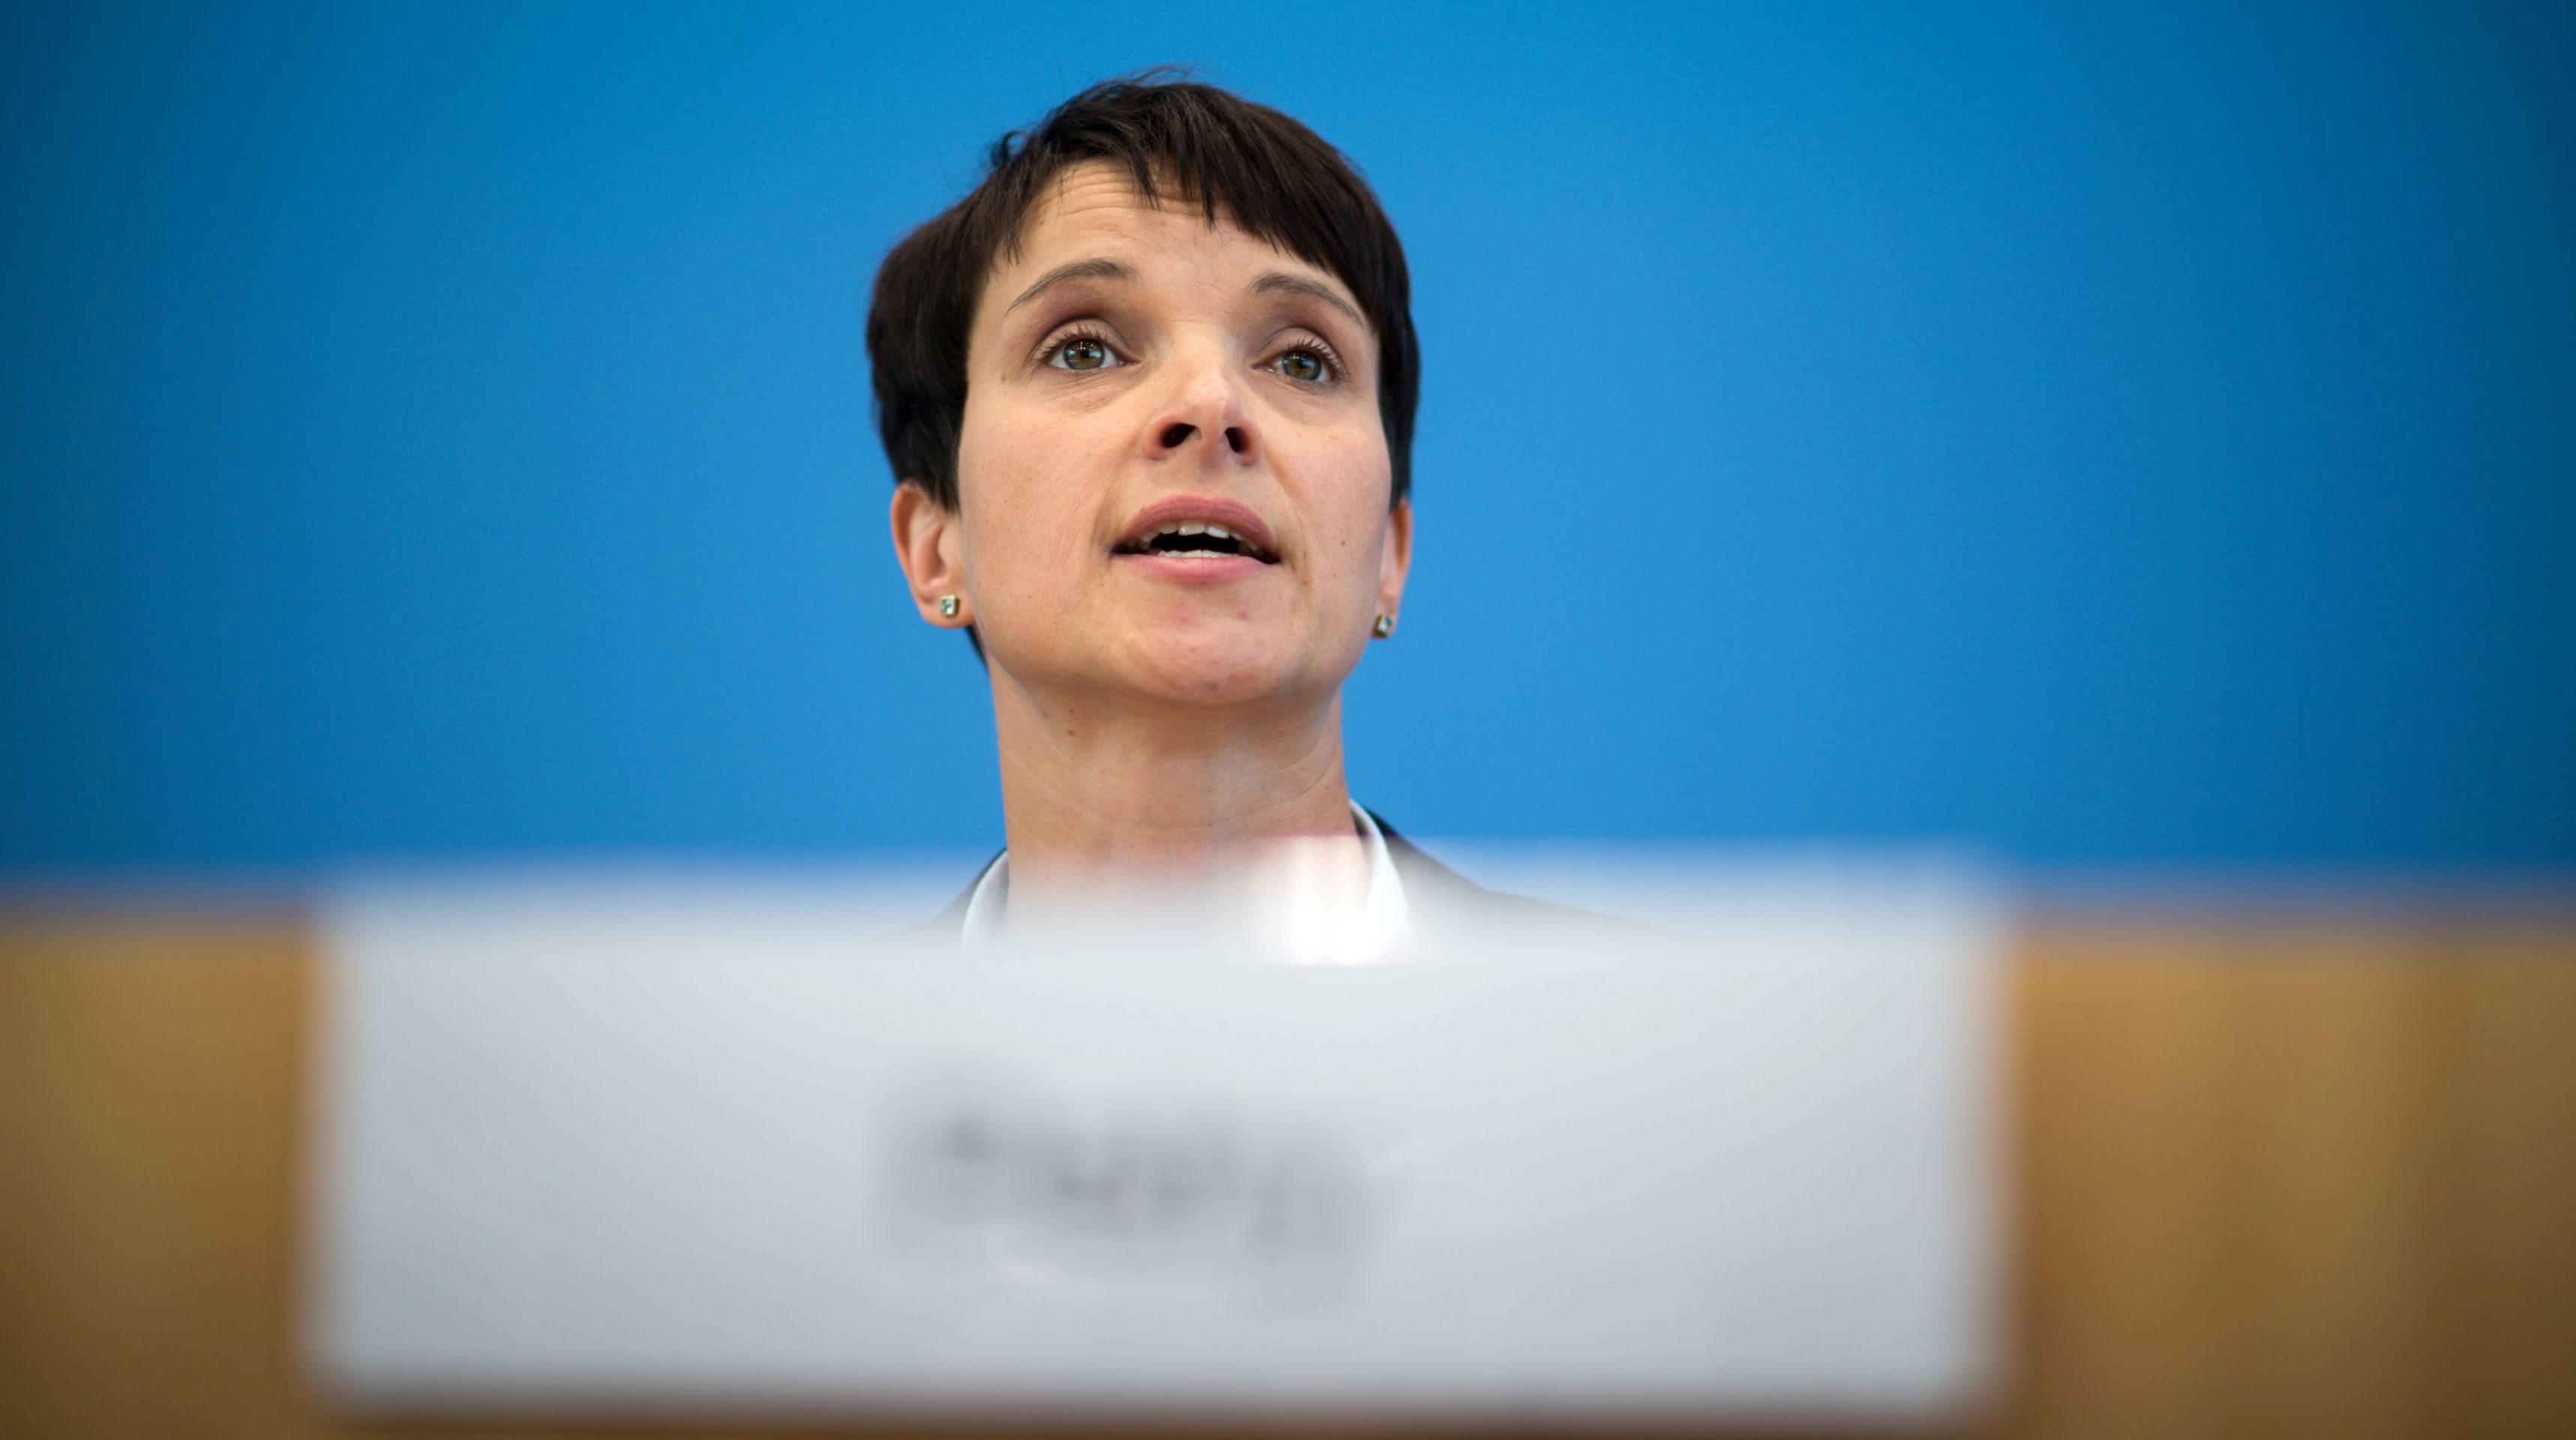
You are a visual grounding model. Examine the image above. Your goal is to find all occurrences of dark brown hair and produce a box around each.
[865,74,1419,512]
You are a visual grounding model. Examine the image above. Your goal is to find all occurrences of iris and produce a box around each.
[1054,337,1113,370]
[1274,350,1326,382]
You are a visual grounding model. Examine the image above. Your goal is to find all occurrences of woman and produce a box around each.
[868,76,1560,951]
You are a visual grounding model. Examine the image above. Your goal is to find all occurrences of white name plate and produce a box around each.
[311,862,2002,1424]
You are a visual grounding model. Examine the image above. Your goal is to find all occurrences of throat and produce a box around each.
[989,686,1358,881]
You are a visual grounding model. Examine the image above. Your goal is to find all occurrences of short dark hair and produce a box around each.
[865,74,1419,512]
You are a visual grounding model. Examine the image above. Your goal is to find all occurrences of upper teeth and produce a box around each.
[1159,523,1233,542]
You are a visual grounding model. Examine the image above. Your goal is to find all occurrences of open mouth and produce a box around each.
[1112,521,1280,563]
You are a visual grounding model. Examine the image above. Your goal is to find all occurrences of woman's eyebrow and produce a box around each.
[1252,272,1367,333]
[1005,257,1136,315]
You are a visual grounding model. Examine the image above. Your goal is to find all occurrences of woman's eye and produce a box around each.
[1274,348,1330,383]
[1049,337,1117,370]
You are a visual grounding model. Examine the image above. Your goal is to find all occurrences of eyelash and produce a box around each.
[1265,334,1345,385]
[1031,326,1347,385]
[1036,325,1123,370]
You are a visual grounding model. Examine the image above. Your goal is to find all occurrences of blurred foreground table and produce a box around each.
[3,907,2571,1438]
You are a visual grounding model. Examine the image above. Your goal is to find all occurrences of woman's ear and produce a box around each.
[889,481,972,627]
[1377,499,1413,625]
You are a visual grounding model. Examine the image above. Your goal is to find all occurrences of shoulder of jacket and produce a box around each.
[1369,810,1651,939]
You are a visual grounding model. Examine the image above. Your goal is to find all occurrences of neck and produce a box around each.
[987,669,1359,904]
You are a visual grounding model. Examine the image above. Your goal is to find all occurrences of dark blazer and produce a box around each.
[902,809,1624,946]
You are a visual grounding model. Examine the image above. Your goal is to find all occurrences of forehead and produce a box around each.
[991,160,1340,296]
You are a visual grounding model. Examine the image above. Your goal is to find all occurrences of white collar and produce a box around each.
[959,800,1410,958]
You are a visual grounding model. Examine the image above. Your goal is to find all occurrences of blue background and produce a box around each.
[4,2,2570,877]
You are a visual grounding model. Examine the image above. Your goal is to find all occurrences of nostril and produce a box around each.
[1223,425,1249,454]
[1159,422,1196,449]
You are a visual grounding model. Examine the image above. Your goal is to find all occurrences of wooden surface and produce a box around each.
[3,910,2572,1438]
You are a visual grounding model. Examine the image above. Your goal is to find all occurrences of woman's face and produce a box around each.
[941,162,1409,713]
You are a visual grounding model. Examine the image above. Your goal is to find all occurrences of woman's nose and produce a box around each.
[1154,419,1250,454]
[1145,352,1257,464]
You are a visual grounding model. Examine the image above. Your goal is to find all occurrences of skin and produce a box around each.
[889,162,1411,913]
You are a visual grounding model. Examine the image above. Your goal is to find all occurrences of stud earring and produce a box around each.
[937,595,959,619]
[1372,614,1395,639]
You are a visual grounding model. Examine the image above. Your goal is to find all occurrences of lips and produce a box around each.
[1112,496,1280,564]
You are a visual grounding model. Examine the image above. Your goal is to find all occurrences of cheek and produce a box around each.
[1304,430,1395,596]
[956,400,1086,592]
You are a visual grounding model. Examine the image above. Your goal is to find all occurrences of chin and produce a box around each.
[1115,626,1319,710]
